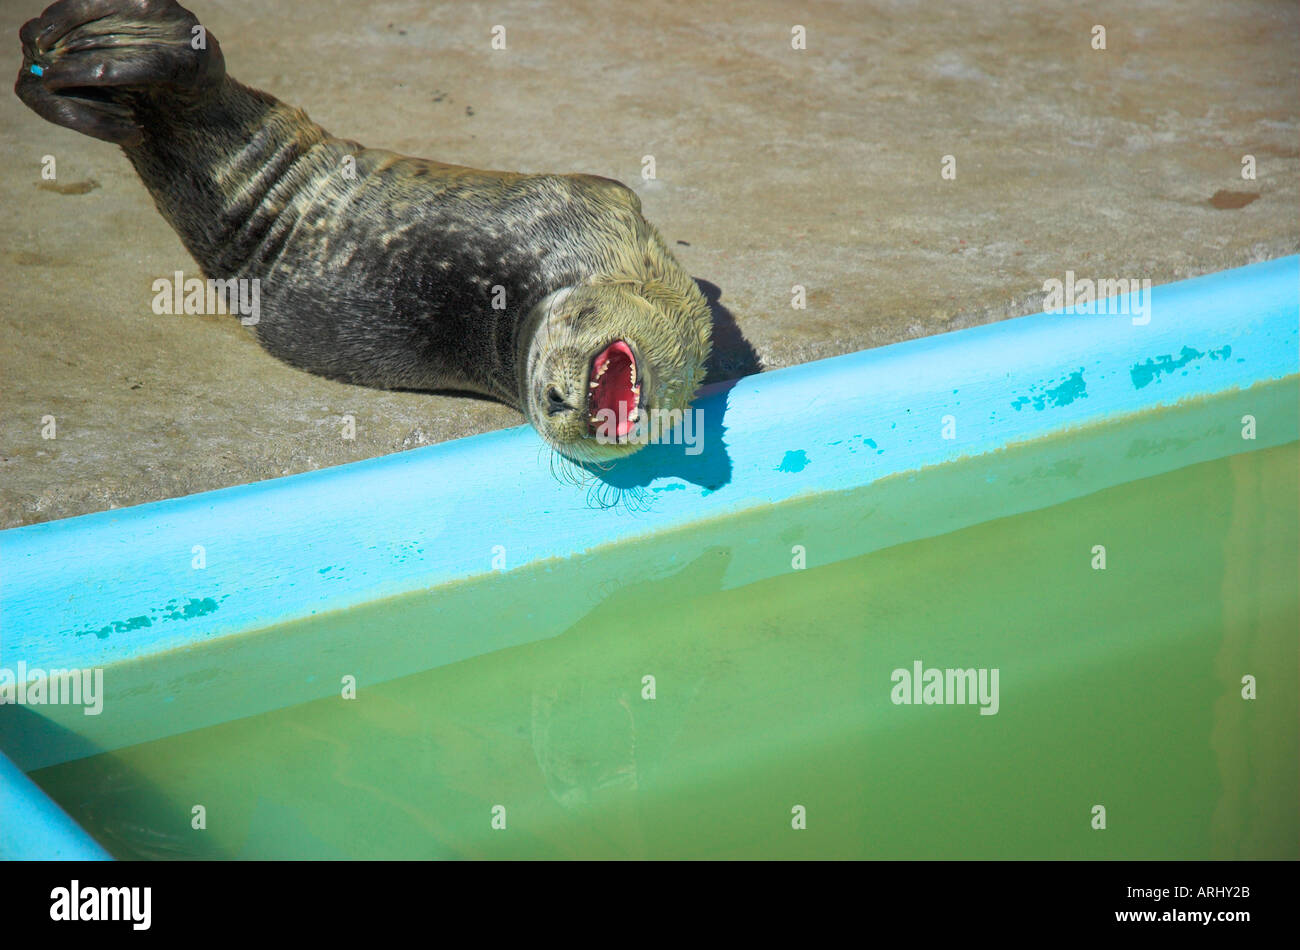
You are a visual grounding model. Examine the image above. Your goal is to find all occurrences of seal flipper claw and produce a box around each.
[14,64,140,144]
[15,0,223,145]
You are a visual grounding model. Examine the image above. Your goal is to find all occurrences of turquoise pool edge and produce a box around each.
[0,749,110,860]
[2,255,1298,859]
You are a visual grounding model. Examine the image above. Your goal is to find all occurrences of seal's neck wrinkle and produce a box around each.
[474,303,522,411]
[124,79,334,280]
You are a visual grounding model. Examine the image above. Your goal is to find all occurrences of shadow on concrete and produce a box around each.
[697,278,762,385]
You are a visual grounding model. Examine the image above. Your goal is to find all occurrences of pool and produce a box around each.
[2,256,1297,859]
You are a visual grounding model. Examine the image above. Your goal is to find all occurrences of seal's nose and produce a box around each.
[545,385,571,416]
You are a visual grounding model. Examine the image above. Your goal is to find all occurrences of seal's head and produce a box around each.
[522,280,711,463]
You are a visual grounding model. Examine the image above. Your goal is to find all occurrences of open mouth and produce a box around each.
[587,340,641,439]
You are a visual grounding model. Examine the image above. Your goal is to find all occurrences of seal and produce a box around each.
[14,0,712,463]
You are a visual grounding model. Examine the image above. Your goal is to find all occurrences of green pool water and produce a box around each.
[25,382,1300,859]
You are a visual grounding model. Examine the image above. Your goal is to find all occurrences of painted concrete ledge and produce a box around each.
[0,748,110,860]
[2,255,1296,673]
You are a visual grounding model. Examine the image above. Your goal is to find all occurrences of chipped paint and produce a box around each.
[778,450,810,473]
[66,595,226,639]
[1131,344,1233,389]
[1012,369,1088,411]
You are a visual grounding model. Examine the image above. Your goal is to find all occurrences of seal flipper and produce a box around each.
[15,0,331,281]
[15,0,225,146]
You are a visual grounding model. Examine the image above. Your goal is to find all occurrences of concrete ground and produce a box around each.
[1,0,1296,527]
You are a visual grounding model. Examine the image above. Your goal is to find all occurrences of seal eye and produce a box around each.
[545,385,568,415]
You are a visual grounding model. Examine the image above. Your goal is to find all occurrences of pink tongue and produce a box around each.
[590,341,637,437]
